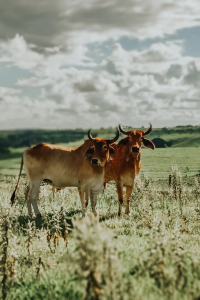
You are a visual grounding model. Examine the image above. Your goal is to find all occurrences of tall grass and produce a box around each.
[0,168,200,299]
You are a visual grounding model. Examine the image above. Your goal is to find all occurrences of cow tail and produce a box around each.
[10,157,24,206]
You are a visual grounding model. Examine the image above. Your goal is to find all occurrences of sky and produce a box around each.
[0,0,200,130]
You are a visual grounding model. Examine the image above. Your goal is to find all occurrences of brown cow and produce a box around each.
[104,124,155,216]
[11,129,119,217]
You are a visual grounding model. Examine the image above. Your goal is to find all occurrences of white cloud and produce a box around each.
[0,1,200,129]
[1,0,200,50]
[0,86,21,103]
[0,35,43,69]
[1,37,200,129]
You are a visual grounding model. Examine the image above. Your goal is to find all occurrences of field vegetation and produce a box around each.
[1,125,200,176]
[0,126,200,299]
[1,146,200,181]
[1,166,200,299]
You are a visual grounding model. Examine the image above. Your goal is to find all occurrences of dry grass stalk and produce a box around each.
[27,241,31,255]
[1,217,9,300]
[85,266,104,300]
[36,257,44,277]
[53,233,60,249]
[64,229,69,249]
[46,230,54,253]
[194,177,199,200]
[63,220,69,249]
[7,255,16,287]
[46,230,51,245]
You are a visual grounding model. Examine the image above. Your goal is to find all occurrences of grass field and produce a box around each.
[1,144,200,181]
[1,166,200,299]
[1,143,200,299]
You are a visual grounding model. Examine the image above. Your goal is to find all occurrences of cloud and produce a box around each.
[0,0,200,51]
[0,86,21,103]
[0,1,200,129]
[0,34,43,69]
[101,41,200,122]
[1,36,200,129]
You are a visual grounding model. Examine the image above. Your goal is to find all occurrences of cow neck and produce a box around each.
[111,144,129,161]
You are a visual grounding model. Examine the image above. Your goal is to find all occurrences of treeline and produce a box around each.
[159,125,200,134]
[0,129,90,153]
[0,125,200,153]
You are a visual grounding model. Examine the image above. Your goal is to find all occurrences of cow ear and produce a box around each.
[85,146,94,157]
[142,138,155,150]
[109,145,115,157]
[118,137,130,146]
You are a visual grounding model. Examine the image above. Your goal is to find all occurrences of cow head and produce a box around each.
[85,129,119,166]
[118,123,155,159]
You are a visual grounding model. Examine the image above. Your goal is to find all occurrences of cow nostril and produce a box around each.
[92,159,98,164]
[132,147,139,153]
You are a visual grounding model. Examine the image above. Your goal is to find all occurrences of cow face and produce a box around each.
[85,140,111,166]
[118,124,155,158]
[85,129,119,166]
[128,131,143,158]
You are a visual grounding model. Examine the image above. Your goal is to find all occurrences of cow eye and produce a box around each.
[103,145,107,149]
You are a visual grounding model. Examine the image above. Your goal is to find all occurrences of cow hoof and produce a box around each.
[37,213,42,218]
[119,200,123,205]
[125,212,131,216]
[118,212,122,217]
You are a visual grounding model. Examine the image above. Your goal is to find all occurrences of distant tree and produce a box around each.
[162,127,168,133]
[151,138,171,148]
[0,146,10,154]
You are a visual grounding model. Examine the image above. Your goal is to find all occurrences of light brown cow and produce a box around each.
[11,129,119,217]
[104,124,155,216]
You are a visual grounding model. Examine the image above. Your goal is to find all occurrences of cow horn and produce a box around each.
[119,124,129,135]
[106,128,120,144]
[88,129,95,141]
[143,123,152,136]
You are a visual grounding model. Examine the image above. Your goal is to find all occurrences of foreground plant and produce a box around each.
[70,214,118,300]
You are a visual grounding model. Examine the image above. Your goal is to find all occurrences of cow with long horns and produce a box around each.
[11,129,119,217]
[104,124,155,216]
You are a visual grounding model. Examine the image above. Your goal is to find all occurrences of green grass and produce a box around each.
[1,145,200,181]
[141,147,200,180]
[1,130,200,299]
[1,167,200,299]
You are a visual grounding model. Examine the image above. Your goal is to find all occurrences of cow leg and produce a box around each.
[125,186,133,215]
[29,181,41,217]
[25,184,32,215]
[90,191,99,217]
[78,187,81,197]
[79,187,89,217]
[116,182,123,216]
[78,187,89,211]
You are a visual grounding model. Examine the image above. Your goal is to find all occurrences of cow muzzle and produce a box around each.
[91,158,100,165]
[132,147,139,153]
